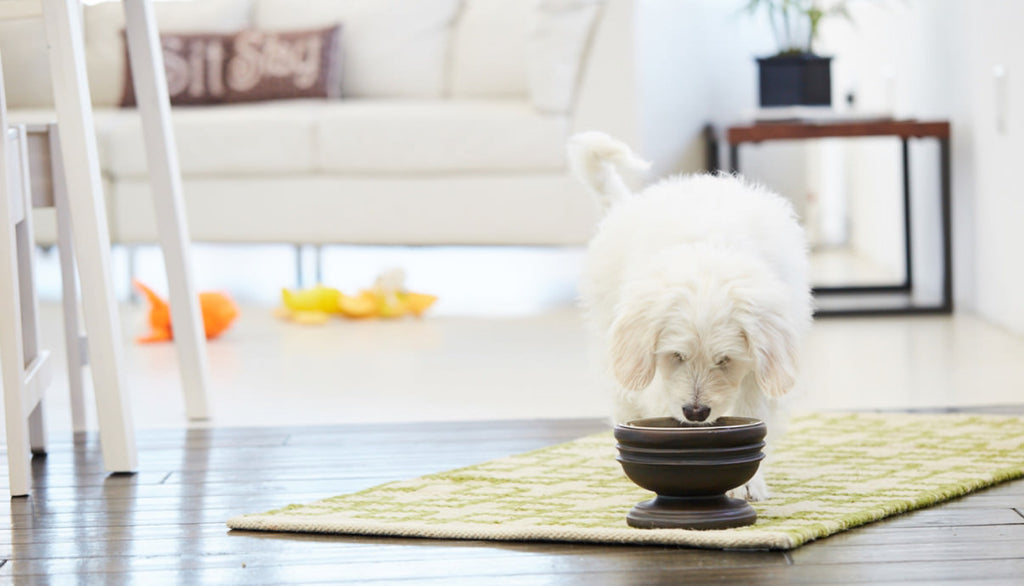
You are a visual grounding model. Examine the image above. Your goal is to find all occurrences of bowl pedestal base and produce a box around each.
[626,495,757,530]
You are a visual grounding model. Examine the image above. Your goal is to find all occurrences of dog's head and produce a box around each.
[607,246,803,423]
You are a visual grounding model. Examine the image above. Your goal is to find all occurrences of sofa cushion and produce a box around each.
[110,174,598,245]
[97,100,323,179]
[0,10,52,108]
[529,0,604,113]
[120,26,344,107]
[449,0,531,98]
[316,100,568,173]
[252,0,458,99]
[85,0,254,107]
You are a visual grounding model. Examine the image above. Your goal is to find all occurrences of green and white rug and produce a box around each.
[227,413,1024,550]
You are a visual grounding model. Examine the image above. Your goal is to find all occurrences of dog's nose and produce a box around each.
[682,404,711,422]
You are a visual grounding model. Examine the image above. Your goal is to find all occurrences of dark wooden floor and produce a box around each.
[2,407,1023,584]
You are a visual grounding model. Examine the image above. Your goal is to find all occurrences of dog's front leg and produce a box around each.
[727,468,769,502]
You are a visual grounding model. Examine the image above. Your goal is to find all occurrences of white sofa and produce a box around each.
[2,0,717,246]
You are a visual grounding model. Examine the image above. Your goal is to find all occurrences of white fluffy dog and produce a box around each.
[570,132,813,501]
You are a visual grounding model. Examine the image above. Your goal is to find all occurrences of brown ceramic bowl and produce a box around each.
[615,417,766,497]
[614,417,767,529]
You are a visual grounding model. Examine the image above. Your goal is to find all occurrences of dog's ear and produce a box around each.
[742,305,800,398]
[608,307,660,391]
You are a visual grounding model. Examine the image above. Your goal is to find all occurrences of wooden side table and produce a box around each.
[709,119,952,317]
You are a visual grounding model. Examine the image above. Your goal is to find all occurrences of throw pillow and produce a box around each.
[121,25,342,107]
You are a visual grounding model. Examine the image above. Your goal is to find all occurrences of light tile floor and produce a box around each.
[11,244,1024,434]
[18,300,1024,434]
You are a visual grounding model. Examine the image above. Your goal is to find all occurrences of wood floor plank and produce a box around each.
[0,545,786,580]
[797,522,1024,547]
[791,536,1024,564]
[4,554,1024,585]
[849,506,1024,529]
[1,535,788,567]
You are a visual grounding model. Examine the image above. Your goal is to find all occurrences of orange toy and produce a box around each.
[134,280,239,343]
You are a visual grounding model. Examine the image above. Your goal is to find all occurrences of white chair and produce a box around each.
[1,111,52,498]
[1,0,212,496]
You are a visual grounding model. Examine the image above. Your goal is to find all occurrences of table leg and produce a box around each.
[123,0,211,420]
[42,0,137,472]
[939,137,953,312]
[703,124,719,172]
[901,138,914,291]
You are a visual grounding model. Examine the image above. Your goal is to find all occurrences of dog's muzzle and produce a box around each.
[682,404,711,422]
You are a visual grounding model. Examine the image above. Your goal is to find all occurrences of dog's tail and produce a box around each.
[567,131,650,212]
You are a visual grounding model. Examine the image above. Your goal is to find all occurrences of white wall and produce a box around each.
[575,0,778,180]
[635,0,776,177]
[635,0,815,223]
[962,0,1024,334]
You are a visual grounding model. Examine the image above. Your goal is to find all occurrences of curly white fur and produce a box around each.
[571,132,813,501]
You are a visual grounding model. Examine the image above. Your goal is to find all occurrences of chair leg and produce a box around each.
[50,125,89,433]
[28,405,47,455]
[12,135,48,457]
[123,0,211,421]
[0,226,32,496]
[42,0,137,472]
[0,60,33,497]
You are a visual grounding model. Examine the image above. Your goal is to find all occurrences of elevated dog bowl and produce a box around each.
[615,416,766,530]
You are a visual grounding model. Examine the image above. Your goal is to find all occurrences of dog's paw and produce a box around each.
[727,474,769,502]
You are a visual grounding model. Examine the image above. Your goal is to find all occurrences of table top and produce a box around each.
[725,118,950,143]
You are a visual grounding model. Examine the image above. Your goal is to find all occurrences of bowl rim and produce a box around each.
[617,416,764,431]
[616,451,766,467]
[615,440,766,456]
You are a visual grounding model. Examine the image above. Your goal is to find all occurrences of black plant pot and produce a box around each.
[757,54,832,107]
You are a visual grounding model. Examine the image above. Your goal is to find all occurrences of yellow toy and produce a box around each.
[338,268,437,319]
[281,285,341,312]
[277,269,437,324]
[274,284,341,325]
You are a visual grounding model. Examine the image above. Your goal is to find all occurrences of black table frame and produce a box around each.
[706,121,953,317]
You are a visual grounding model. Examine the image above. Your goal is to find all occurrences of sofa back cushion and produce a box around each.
[253,0,459,98]
[529,0,603,113]
[85,0,254,107]
[0,1,52,108]
[449,0,603,112]
[449,0,531,99]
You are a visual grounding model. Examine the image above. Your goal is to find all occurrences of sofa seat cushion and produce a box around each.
[316,100,568,173]
[97,100,324,179]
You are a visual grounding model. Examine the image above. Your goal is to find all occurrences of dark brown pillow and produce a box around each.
[121,25,342,107]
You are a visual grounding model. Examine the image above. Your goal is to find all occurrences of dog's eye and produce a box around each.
[715,356,731,367]
[674,352,687,362]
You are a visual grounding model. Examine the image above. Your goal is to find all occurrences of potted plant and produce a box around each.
[744,0,854,108]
